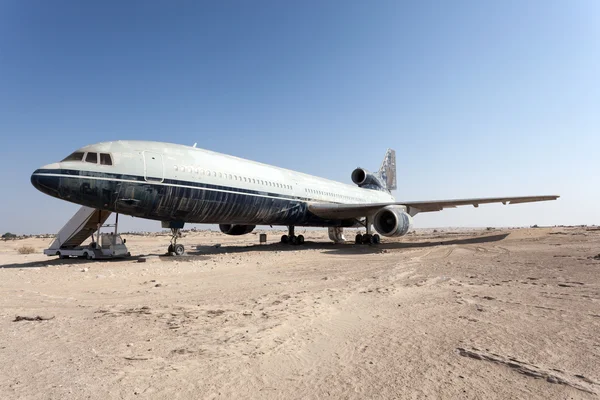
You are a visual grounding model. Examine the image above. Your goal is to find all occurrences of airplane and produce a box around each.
[30,140,559,256]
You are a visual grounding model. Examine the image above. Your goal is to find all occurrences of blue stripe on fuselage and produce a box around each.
[32,169,356,227]
[34,168,315,202]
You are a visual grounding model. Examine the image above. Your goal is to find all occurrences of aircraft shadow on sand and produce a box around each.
[1,233,510,269]
[186,233,511,256]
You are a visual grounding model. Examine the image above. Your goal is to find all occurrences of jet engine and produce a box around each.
[373,206,413,237]
[351,168,384,189]
[218,224,256,235]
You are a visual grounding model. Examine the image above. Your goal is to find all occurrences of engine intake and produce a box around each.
[373,206,412,237]
[351,168,368,185]
[351,168,384,189]
[219,224,256,236]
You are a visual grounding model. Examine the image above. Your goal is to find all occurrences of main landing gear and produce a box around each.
[280,226,305,245]
[354,216,381,245]
[167,228,185,256]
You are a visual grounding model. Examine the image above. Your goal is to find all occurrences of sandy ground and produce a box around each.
[0,227,599,399]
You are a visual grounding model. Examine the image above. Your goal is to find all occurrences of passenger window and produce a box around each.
[100,153,112,165]
[62,152,84,162]
[85,152,98,164]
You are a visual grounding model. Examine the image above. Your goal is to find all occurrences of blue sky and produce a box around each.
[0,1,598,234]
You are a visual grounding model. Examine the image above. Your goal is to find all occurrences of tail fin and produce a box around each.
[377,149,396,191]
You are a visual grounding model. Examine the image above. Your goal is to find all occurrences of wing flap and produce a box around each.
[308,195,559,219]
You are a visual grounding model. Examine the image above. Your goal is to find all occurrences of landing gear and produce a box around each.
[280,226,304,245]
[174,244,185,256]
[168,228,185,256]
[355,218,381,245]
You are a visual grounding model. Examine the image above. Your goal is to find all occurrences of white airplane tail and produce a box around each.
[377,148,396,191]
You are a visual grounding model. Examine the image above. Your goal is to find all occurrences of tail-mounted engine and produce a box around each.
[351,149,396,192]
[351,168,385,190]
[373,206,413,237]
[219,224,256,236]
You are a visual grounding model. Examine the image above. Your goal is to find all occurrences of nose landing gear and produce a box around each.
[167,228,185,256]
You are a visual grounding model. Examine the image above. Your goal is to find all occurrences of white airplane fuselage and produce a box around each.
[31,140,395,228]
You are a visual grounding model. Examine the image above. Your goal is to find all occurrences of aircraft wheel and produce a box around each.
[373,234,381,244]
[174,244,185,256]
[281,234,289,244]
[362,234,372,244]
[84,252,92,260]
[297,235,305,244]
[168,244,174,254]
[355,234,363,244]
[290,235,298,245]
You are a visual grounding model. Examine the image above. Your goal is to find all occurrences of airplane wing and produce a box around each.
[307,195,559,219]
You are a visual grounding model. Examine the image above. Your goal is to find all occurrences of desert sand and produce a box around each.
[0,227,599,399]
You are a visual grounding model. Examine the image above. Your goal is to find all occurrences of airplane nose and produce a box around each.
[31,163,61,197]
[38,163,61,170]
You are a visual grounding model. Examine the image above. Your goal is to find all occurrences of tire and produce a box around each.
[362,234,372,245]
[290,235,298,245]
[355,234,363,244]
[373,234,381,244]
[84,252,92,260]
[280,235,289,244]
[297,235,305,244]
[168,244,174,254]
[174,244,185,256]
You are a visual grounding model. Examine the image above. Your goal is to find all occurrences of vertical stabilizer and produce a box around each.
[377,149,396,191]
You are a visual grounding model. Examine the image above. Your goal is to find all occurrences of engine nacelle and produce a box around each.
[219,224,256,235]
[373,206,413,237]
[351,168,384,189]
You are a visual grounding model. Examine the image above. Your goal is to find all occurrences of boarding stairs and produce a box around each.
[46,206,112,250]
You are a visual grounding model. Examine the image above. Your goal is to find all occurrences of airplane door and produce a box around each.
[143,151,164,182]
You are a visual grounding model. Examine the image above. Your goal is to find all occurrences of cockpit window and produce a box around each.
[100,153,112,165]
[85,152,98,164]
[62,152,84,162]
